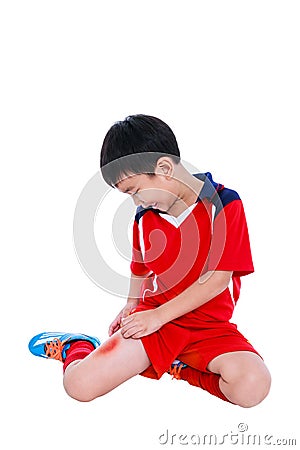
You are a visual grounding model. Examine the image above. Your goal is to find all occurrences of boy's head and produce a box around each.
[100,114,202,213]
[100,114,181,188]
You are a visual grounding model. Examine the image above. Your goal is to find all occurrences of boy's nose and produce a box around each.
[132,196,152,208]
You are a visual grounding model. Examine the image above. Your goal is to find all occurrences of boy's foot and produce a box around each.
[28,332,101,362]
[169,359,187,380]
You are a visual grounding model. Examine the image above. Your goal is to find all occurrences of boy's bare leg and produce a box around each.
[63,330,150,402]
[207,351,271,407]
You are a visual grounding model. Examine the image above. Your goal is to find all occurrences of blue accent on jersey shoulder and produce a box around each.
[134,172,240,223]
[135,205,149,223]
[213,187,240,217]
[218,187,240,206]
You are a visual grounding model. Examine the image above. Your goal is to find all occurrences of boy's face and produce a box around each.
[115,173,179,213]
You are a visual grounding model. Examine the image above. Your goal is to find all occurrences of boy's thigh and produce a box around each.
[88,330,150,374]
[65,331,151,398]
[207,350,266,379]
[178,325,261,373]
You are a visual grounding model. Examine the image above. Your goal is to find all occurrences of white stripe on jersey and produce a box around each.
[138,215,146,259]
[142,273,158,301]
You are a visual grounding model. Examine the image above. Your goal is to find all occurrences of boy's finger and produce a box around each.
[122,328,136,339]
[121,315,134,325]
[108,321,116,333]
[121,322,140,338]
[121,327,131,338]
[109,321,120,336]
[123,307,134,317]
[121,321,136,334]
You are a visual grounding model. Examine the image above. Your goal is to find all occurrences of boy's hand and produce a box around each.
[108,299,139,337]
[120,309,163,339]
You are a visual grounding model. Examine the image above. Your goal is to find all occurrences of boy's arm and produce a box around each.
[121,270,232,339]
[108,271,151,336]
[127,270,152,303]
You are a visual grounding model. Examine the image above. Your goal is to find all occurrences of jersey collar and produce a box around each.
[135,172,223,221]
[193,172,224,203]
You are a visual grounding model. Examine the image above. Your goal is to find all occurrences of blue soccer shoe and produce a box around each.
[169,359,188,380]
[28,331,101,362]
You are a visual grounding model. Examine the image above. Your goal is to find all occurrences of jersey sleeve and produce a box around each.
[130,219,151,276]
[207,199,254,277]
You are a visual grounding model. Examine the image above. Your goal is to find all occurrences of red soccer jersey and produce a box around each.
[130,172,254,324]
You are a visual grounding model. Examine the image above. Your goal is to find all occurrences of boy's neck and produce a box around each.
[166,165,204,217]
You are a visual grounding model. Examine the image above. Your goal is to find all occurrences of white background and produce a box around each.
[1,1,299,449]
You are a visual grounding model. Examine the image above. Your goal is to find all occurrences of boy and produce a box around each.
[29,114,271,407]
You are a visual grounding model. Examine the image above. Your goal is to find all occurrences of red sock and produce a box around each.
[179,367,232,403]
[63,341,95,373]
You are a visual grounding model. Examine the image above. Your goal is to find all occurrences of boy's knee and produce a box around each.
[63,378,93,402]
[63,373,105,402]
[234,369,271,408]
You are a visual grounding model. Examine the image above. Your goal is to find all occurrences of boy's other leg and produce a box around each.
[172,365,230,403]
[63,330,150,402]
[207,351,271,408]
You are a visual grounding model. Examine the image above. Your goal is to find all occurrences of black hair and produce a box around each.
[100,114,181,187]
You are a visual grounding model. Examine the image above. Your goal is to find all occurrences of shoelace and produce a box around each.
[44,338,64,361]
[169,362,185,380]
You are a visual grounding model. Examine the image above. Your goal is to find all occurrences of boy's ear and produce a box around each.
[155,157,174,177]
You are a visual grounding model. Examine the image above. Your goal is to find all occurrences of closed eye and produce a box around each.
[124,187,138,195]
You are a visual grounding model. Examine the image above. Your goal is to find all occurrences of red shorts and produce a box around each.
[133,305,261,380]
